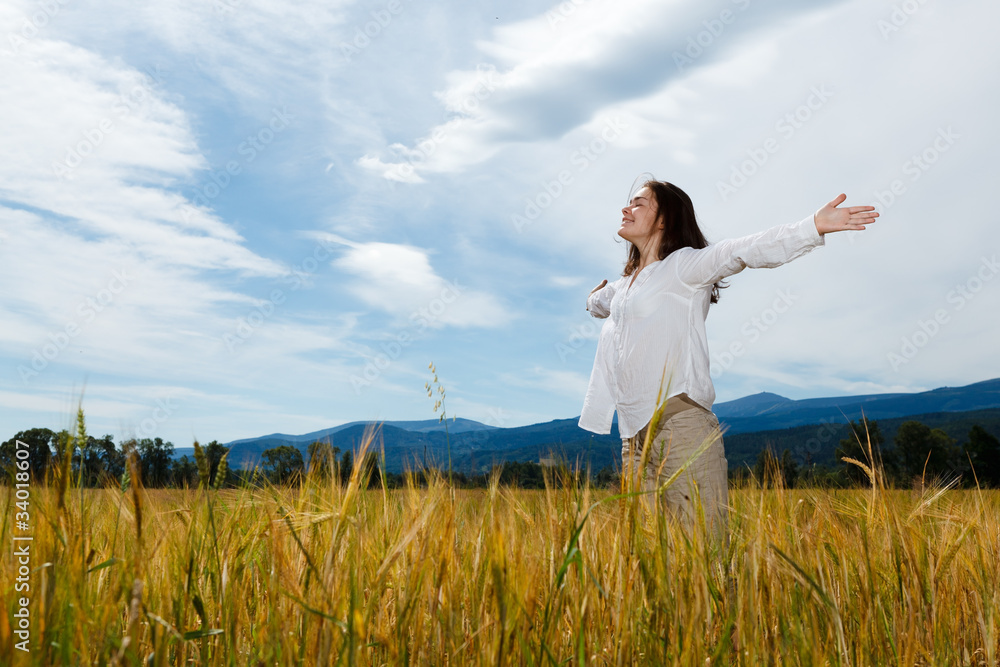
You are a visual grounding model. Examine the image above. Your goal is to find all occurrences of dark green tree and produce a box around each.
[73,434,120,486]
[262,445,304,484]
[752,446,798,488]
[753,446,778,487]
[361,451,382,488]
[894,421,960,484]
[779,449,799,489]
[498,461,545,489]
[98,434,126,481]
[173,455,199,488]
[75,436,101,485]
[966,425,1000,487]
[1,428,54,481]
[307,440,340,477]
[593,465,617,489]
[125,437,175,487]
[340,449,354,485]
[203,440,230,487]
[835,419,895,485]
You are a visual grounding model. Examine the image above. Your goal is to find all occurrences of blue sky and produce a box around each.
[2,0,998,446]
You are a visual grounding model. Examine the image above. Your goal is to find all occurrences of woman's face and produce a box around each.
[618,186,662,245]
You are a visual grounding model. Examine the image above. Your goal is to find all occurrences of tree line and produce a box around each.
[3,418,998,490]
[0,429,614,489]
[239,442,617,489]
[735,419,1000,489]
[0,428,236,488]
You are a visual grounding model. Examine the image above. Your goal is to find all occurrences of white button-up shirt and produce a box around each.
[579,215,825,439]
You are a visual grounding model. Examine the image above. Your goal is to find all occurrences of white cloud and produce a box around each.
[358,0,847,181]
[550,275,585,288]
[323,235,508,328]
[499,365,591,400]
[0,12,367,414]
[0,33,284,275]
[21,0,355,104]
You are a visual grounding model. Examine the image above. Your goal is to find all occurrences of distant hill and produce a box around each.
[722,408,1000,469]
[713,378,1000,432]
[222,417,614,473]
[225,417,495,447]
[201,378,1000,473]
[712,391,796,418]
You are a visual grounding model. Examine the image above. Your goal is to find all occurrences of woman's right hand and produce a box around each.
[587,279,608,310]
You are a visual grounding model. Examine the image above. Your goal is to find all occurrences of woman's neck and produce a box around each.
[633,235,662,274]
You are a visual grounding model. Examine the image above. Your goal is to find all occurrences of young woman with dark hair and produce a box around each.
[579,179,878,547]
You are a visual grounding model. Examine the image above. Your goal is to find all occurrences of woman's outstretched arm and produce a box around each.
[673,193,878,288]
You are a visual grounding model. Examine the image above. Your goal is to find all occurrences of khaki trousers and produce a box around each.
[621,395,729,547]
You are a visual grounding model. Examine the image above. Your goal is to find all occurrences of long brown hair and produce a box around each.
[622,179,726,304]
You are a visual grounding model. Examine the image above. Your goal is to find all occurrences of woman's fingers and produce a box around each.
[587,279,608,309]
[815,195,881,234]
[837,200,879,227]
[849,212,878,225]
[847,218,876,229]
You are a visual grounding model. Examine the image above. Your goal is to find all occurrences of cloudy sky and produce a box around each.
[2,0,997,446]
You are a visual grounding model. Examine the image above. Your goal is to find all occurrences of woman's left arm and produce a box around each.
[674,193,877,288]
[586,279,617,318]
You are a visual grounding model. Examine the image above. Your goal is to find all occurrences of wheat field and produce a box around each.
[2,425,999,666]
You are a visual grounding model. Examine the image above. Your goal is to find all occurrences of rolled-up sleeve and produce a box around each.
[587,280,618,318]
[673,215,825,288]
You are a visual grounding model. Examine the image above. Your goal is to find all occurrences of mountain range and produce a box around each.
[177,378,1000,473]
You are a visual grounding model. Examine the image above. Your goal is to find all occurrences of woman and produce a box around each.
[579,179,877,545]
